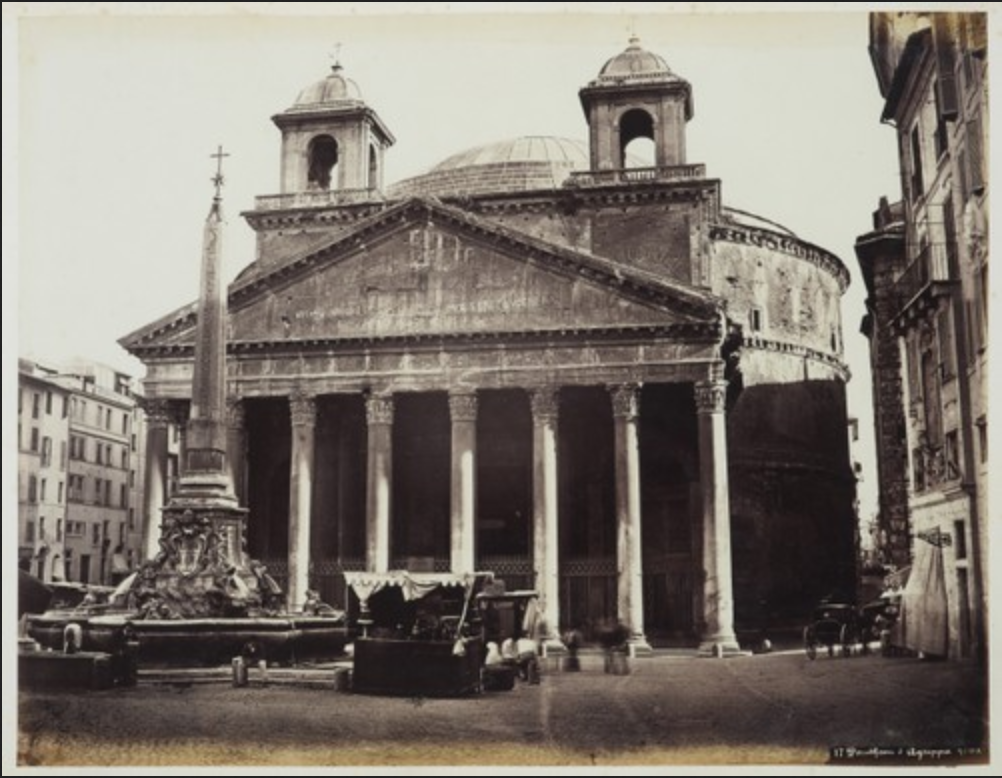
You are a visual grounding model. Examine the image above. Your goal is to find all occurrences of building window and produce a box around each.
[954,520,967,560]
[39,517,46,541]
[120,483,127,508]
[40,478,47,503]
[129,469,136,488]
[967,111,984,194]
[27,475,37,503]
[977,417,987,463]
[122,413,129,434]
[958,149,969,202]
[32,393,40,419]
[95,444,103,465]
[131,433,137,452]
[910,125,924,199]
[92,523,101,545]
[921,350,942,447]
[26,521,35,543]
[933,87,949,160]
[121,449,128,469]
[41,436,52,466]
[102,519,110,541]
[61,396,68,419]
[119,522,125,545]
[104,480,111,506]
[938,309,955,381]
[56,519,63,542]
[30,428,39,452]
[128,507,135,531]
[106,408,113,430]
[45,391,53,416]
[944,429,961,480]
[749,307,762,332]
[94,477,102,505]
[60,440,67,468]
[912,447,926,493]
[57,481,63,503]
[106,444,113,465]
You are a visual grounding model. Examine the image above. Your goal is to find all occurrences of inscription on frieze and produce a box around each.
[229,224,677,343]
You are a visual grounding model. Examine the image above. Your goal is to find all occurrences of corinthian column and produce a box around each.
[449,391,478,573]
[225,398,247,504]
[141,398,171,562]
[696,377,740,655]
[365,394,394,573]
[611,384,650,653]
[287,390,316,612]
[531,387,561,644]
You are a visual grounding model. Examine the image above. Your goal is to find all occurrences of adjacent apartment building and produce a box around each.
[855,11,987,659]
[17,358,156,585]
[17,360,72,582]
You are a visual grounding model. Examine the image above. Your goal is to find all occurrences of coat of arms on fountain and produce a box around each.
[159,509,222,577]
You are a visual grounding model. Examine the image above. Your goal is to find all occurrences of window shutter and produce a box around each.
[967,112,984,194]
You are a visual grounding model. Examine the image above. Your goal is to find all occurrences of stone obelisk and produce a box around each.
[150,148,252,608]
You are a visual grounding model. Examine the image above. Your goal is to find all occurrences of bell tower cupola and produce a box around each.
[579,36,693,171]
[272,60,395,195]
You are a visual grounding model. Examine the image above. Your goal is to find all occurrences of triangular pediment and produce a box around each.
[121,197,720,353]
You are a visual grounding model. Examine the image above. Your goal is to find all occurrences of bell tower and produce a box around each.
[272,61,395,194]
[579,36,693,171]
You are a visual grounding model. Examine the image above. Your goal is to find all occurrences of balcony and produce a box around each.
[253,187,385,212]
[891,243,956,327]
[565,164,706,188]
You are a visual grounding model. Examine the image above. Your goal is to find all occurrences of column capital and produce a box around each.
[141,398,172,429]
[365,393,395,426]
[609,384,641,421]
[225,397,245,430]
[529,387,560,425]
[448,391,478,423]
[288,390,316,428]
[695,379,728,415]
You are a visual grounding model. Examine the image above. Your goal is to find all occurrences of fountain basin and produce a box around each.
[27,612,349,667]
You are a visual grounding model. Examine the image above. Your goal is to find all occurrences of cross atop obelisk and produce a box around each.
[210,144,229,201]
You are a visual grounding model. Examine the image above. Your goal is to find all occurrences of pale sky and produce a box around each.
[12,6,927,521]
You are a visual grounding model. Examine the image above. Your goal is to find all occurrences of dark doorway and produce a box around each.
[311,395,367,605]
[559,386,616,636]
[392,393,450,568]
[245,397,292,586]
[639,383,699,641]
[476,389,532,588]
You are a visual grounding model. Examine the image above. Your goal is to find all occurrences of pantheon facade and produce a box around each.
[122,38,857,648]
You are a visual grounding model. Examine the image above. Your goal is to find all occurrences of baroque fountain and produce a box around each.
[26,152,347,670]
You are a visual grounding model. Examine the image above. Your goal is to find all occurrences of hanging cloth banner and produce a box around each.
[899,535,949,657]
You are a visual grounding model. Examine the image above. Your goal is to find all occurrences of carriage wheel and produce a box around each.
[803,627,817,661]
[839,624,852,657]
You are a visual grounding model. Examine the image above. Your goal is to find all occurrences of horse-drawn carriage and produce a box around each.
[803,602,866,660]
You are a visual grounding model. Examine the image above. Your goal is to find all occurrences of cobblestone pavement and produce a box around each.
[18,650,988,766]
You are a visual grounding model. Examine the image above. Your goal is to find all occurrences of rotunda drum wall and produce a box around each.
[711,238,845,357]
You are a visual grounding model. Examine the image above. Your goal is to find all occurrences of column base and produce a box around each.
[698,637,747,657]
[627,636,654,656]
